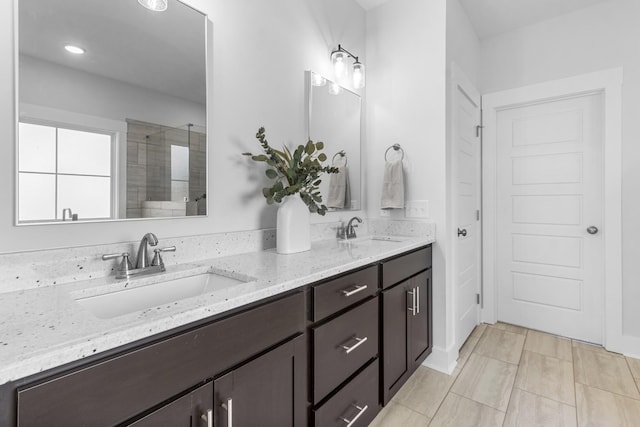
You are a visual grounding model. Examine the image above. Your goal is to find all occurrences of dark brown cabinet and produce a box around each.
[128,382,213,427]
[213,334,306,427]
[381,248,433,404]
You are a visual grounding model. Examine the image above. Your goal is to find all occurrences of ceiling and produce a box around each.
[19,0,206,104]
[355,0,610,39]
[458,0,611,39]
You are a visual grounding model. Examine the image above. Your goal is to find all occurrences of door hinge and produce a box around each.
[476,293,481,304]
[476,210,480,221]
[475,125,484,138]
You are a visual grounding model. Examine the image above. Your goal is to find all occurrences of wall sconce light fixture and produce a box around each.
[330,44,365,89]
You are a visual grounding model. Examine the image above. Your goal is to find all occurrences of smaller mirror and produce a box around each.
[306,71,362,211]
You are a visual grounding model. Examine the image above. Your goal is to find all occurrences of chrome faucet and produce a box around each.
[346,216,363,239]
[135,233,159,269]
[103,233,176,279]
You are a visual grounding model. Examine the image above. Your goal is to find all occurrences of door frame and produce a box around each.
[450,63,482,351]
[481,68,623,353]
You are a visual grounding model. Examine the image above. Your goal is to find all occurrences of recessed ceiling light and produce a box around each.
[138,0,168,12]
[64,45,85,55]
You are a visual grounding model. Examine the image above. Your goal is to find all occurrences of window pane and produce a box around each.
[19,173,56,221]
[18,122,56,173]
[58,128,111,176]
[58,175,111,219]
[171,145,189,181]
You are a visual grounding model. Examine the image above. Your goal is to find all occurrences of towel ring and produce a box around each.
[384,144,404,162]
[332,150,348,166]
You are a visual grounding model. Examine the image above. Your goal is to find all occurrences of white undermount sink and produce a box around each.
[339,235,409,244]
[75,272,249,319]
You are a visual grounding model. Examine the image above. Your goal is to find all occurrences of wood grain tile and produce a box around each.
[458,334,480,369]
[451,353,517,411]
[393,366,456,418]
[504,388,576,427]
[576,383,640,426]
[474,326,525,364]
[369,401,430,427]
[515,350,575,405]
[429,393,505,427]
[491,322,528,335]
[572,340,624,358]
[626,356,640,379]
[574,346,640,399]
[524,330,572,361]
[470,323,488,339]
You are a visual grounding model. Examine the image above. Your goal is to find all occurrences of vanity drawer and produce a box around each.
[313,359,380,427]
[381,245,431,289]
[312,265,378,321]
[312,297,378,403]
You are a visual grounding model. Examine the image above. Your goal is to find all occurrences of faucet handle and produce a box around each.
[151,246,176,269]
[102,252,134,277]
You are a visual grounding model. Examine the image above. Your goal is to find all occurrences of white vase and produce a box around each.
[276,195,311,254]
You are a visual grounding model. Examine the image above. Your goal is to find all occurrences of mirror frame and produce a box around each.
[13,0,211,226]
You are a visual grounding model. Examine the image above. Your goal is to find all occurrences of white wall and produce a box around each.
[366,0,449,370]
[478,0,640,339]
[0,0,366,253]
[20,55,206,127]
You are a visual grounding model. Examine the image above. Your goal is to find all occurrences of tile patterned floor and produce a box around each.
[370,323,640,427]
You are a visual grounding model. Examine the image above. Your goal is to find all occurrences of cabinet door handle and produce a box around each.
[341,284,368,297]
[416,285,420,315]
[221,398,232,427]
[408,288,416,315]
[200,409,213,427]
[341,336,368,354]
[340,404,369,426]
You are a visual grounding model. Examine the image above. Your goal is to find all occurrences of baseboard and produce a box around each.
[422,345,457,375]
[608,334,640,359]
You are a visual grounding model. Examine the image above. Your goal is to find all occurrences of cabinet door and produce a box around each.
[381,280,410,404]
[214,334,306,427]
[409,269,432,366]
[128,382,213,427]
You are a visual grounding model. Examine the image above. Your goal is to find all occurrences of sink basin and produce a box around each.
[75,272,248,319]
[339,235,409,244]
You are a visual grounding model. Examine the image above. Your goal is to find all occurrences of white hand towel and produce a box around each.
[381,160,404,209]
[327,165,350,209]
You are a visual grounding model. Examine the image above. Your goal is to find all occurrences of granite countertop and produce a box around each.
[0,235,434,385]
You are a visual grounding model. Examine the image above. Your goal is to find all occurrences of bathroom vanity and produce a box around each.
[0,238,433,426]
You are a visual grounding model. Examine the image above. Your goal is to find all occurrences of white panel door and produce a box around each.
[452,68,482,350]
[496,93,604,343]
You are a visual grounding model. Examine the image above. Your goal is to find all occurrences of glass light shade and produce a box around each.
[331,50,348,80]
[138,0,168,12]
[64,45,85,55]
[328,82,342,95]
[311,72,326,87]
[353,62,365,89]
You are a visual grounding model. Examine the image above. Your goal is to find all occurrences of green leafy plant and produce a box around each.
[243,127,338,215]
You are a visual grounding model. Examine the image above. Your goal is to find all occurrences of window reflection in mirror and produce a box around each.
[307,71,362,211]
[16,0,208,224]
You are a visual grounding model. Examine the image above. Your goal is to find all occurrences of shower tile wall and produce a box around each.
[126,119,206,218]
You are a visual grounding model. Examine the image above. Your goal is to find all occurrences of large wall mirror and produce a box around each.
[16,0,208,224]
[306,71,362,211]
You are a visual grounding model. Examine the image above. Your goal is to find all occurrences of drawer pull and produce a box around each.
[341,284,368,297]
[408,288,416,316]
[340,404,369,426]
[341,336,368,354]
[200,409,213,427]
[416,285,420,315]
[221,398,233,427]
